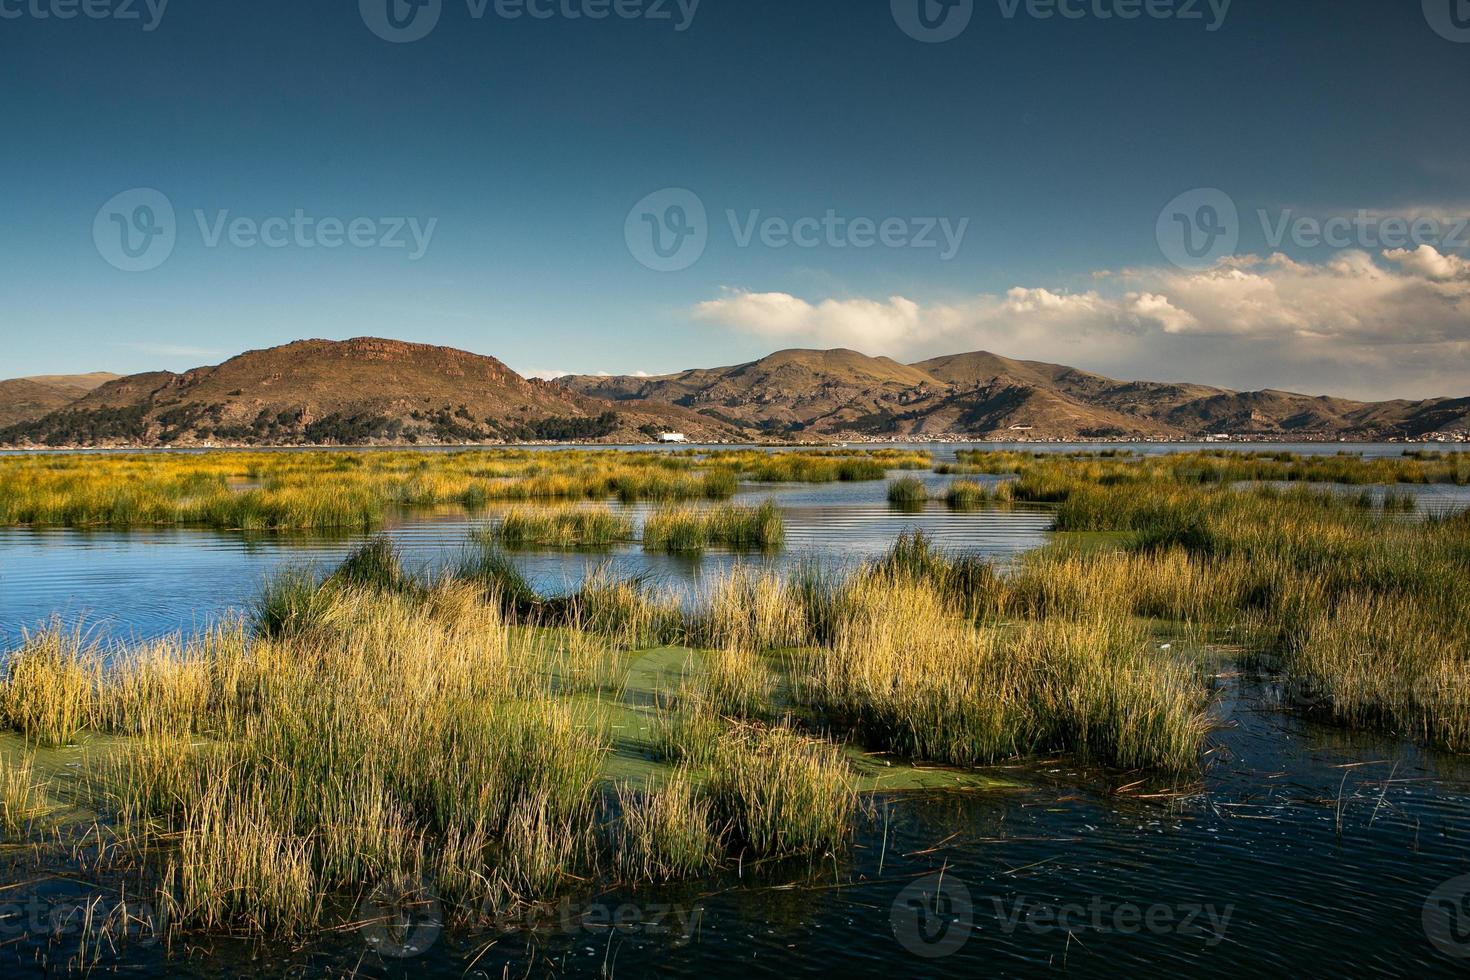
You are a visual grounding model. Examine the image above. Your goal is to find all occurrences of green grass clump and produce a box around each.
[611,769,720,881]
[797,564,1206,772]
[333,535,412,591]
[0,626,98,747]
[716,449,930,484]
[886,477,928,506]
[942,479,992,509]
[707,724,855,858]
[0,754,45,836]
[642,501,786,554]
[486,506,634,549]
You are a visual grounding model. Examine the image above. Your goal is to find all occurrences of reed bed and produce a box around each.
[938,451,1470,751]
[0,753,44,836]
[641,501,786,554]
[612,769,720,881]
[794,566,1206,771]
[715,448,930,483]
[0,448,916,531]
[0,540,878,951]
[886,477,928,506]
[483,505,634,549]
[4,446,1468,957]
[706,723,855,857]
[955,447,1470,487]
[943,479,1014,509]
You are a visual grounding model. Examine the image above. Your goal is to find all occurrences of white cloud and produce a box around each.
[691,247,1470,400]
[1384,244,1470,282]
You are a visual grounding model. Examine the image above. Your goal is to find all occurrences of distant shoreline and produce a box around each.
[2,435,1466,454]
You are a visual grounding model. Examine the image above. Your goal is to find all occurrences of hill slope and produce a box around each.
[0,373,121,428]
[0,339,738,447]
[561,349,1467,441]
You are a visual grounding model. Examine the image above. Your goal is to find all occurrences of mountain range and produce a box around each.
[560,348,1470,442]
[1,338,1465,447]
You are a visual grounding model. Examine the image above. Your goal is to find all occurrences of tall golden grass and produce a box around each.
[0,448,915,531]
[4,446,1467,956]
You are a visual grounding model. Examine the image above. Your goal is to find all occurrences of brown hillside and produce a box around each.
[1,339,741,447]
[0,373,122,428]
[560,347,1466,441]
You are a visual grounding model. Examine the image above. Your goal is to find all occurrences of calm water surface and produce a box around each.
[2,444,1469,977]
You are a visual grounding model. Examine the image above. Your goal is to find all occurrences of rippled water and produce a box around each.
[21,676,1470,979]
[3,444,1470,977]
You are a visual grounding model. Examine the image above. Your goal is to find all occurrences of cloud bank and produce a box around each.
[691,247,1470,400]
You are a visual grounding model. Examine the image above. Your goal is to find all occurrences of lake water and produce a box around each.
[3,444,1470,977]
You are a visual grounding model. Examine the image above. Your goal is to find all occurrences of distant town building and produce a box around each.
[658,432,689,443]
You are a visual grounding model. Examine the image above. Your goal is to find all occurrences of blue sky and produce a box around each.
[3,0,1468,397]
